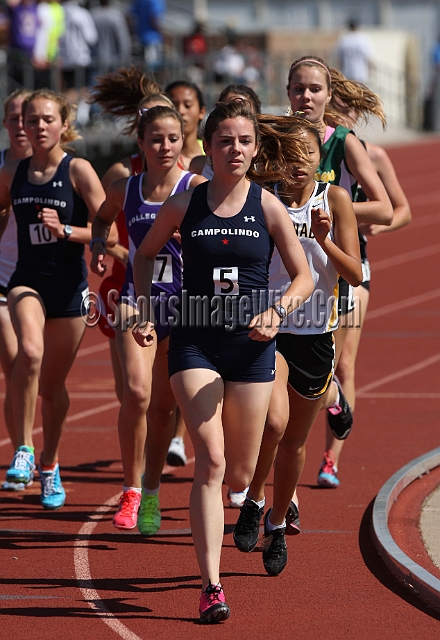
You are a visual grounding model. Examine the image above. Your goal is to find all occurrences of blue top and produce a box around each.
[131,0,165,45]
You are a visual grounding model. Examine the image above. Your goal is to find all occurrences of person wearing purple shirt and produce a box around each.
[6,0,37,88]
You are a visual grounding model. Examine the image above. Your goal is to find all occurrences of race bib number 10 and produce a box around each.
[29,223,57,245]
[213,266,239,295]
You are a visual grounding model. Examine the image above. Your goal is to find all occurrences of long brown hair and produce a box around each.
[89,66,164,135]
[248,115,316,188]
[203,99,260,146]
[287,55,386,127]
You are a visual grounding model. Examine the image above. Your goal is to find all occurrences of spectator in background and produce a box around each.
[213,32,245,84]
[5,0,38,90]
[91,0,132,75]
[335,19,374,84]
[183,20,207,86]
[131,0,165,72]
[33,0,65,89]
[59,0,97,92]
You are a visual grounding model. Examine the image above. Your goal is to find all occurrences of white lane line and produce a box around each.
[366,288,440,320]
[74,493,143,640]
[403,191,440,208]
[0,392,118,400]
[356,353,440,394]
[74,455,196,639]
[372,244,440,272]
[0,401,120,448]
[76,342,109,357]
[357,392,440,399]
[407,194,440,209]
[0,342,108,383]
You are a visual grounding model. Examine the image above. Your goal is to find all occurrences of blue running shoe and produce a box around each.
[39,463,66,510]
[6,446,35,484]
[317,450,340,488]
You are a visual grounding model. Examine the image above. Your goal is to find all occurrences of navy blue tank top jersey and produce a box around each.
[122,170,194,299]
[10,154,89,284]
[179,181,274,326]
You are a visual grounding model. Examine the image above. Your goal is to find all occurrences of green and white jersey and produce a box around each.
[314,126,357,200]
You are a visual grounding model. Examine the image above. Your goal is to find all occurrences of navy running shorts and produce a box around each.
[168,326,276,382]
[8,270,88,319]
[276,331,335,399]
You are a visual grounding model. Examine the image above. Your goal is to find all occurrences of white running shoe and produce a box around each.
[227,487,249,508]
[166,437,187,466]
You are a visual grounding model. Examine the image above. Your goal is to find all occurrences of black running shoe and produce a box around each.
[326,376,353,440]
[262,510,288,576]
[285,500,300,536]
[233,499,264,552]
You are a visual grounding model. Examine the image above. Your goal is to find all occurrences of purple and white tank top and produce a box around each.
[121,170,194,299]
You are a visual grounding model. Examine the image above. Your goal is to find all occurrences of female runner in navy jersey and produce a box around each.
[90,106,206,534]
[132,100,314,623]
[0,89,106,509]
[0,89,32,491]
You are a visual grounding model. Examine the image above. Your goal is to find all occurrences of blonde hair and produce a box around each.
[22,89,81,151]
[287,55,386,128]
[4,89,32,116]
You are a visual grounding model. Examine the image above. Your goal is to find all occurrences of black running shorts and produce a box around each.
[276,331,335,399]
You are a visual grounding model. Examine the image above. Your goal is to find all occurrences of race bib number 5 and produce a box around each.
[29,223,57,245]
[213,266,239,295]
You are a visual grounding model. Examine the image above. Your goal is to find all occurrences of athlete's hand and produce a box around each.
[358,222,382,236]
[311,207,332,244]
[132,321,155,347]
[38,208,64,238]
[248,308,279,341]
[90,242,107,277]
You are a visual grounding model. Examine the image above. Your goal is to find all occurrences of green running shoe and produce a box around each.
[137,491,161,536]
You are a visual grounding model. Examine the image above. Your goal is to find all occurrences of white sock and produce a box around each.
[266,509,286,531]
[142,485,159,496]
[247,497,265,509]
[330,390,340,409]
[123,486,142,494]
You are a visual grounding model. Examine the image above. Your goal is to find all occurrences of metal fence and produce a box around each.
[0,38,424,131]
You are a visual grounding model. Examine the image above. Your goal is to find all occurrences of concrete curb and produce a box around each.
[371,447,440,613]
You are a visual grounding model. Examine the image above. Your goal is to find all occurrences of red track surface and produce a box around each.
[1,138,440,639]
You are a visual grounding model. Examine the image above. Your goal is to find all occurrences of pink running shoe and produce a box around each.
[317,450,340,488]
[113,489,142,530]
[199,581,230,624]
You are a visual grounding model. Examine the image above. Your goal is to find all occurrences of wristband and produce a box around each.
[89,238,106,251]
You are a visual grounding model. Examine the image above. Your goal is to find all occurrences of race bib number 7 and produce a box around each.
[213,266,239,295]
[29,223,57,245]
[152,254,173,283]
